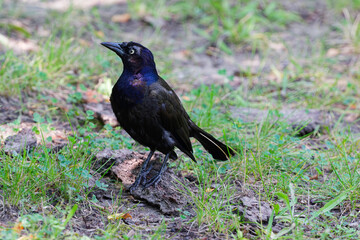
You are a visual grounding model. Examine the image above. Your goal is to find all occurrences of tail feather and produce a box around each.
[191,124,235,161]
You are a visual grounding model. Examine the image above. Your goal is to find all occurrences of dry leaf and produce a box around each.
[13,222,24,234]
[326,48,340,57]
[83,90,104,103]
[107,212,132,221]
[18,234,37,240]
[182,96,190,101]
[332,103,349,110]
[309,175,318,180]
[205,188,214,193]
[78,39,91,47]
[270,66,283,83]
[0,33,39,53]
[171,50,191,61]
[122,213,132,220]
[341,45,356,54]
[111,13,131,23]
[345,113,359,122]
[349,104,357,110]
[269,41,285,51]
[95,31,105,39]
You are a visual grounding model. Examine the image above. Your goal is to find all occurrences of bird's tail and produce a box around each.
[191,123,235,161]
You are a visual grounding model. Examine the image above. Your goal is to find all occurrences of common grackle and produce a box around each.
[101,41,235,192]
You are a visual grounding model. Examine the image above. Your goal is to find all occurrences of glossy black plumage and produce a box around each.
[101,41,235,192]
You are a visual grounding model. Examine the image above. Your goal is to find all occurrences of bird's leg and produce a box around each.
[129,150,154,193]
[138,161,155,187]
[144,152,170,189]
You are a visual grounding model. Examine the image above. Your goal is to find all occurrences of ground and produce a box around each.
[0,0,360,239]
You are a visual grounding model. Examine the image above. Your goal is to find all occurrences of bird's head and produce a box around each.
[101,41,157,75]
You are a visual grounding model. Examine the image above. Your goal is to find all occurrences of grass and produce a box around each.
[1,123,95,206]
[342,8,360,51]
[326,0,360,12]
[1,0,360,239]
[129,0,301,53]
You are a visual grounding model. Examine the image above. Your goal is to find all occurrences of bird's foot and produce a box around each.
[129,163,154,193]
[143,165,167,189]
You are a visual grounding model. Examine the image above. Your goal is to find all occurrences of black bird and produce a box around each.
[101,41,235,192]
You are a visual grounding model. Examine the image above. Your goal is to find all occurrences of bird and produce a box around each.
[101,41,235,192]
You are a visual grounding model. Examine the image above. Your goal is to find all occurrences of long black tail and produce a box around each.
[191,123,235,161]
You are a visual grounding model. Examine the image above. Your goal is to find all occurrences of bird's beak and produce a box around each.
[101,42,124,56]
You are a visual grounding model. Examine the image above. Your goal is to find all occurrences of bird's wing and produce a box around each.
[149,77,194,160]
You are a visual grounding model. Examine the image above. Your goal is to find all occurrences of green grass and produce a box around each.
[326,0,360,12]
[0,6,112,96]
[2,204,79,239]
[178,83,360,238]
[130,0,301,53]
[1,0,360,239]
[1,128,93,206]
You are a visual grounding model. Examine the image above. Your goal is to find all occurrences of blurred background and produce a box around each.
[1,0,359,103]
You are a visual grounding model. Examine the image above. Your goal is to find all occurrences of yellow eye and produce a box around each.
[129,49,135,54]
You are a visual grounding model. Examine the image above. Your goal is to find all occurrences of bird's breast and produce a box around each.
[111,79,147,106]
[130,78,146,89]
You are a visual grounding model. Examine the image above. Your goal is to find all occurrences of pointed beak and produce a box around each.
[101,42,124,55]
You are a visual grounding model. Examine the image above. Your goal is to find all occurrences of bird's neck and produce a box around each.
[113,67,158,105]
[122,66,158,85]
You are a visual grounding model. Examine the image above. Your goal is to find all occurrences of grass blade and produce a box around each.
[308,191,349,222]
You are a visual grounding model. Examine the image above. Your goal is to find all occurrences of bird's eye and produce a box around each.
[129,49,135,54]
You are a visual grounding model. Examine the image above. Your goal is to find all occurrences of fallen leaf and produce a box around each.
[332,103,349,110]
[206,188,214,193]
[111,13,131,23]
[78,39,91,47]
[0,33,39,53]
[326,48,340,57]
[18,234,37,240]
[107,212,132,221]
[270,66,283,83]
[171,50,191,61]
[341,45,356,54]
[83,90,104,103]
[310,175,318,180]
[182,96,190,101]
[122,213,132,220]
[13,222,24,234]
[95,31,104,39]
[345,113,359,122]
[269,41,285,52]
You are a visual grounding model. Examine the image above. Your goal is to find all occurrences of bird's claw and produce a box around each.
[143,175,161,189]
[129,179,140,194]
[140,162,154,186]
[129,162,154,193]
[143,165,167,189]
